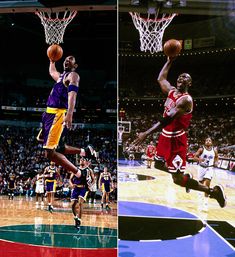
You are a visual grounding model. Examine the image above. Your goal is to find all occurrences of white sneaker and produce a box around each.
[41,201,44,206]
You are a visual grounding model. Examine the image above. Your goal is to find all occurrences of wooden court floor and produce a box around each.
[0,196,117,257]
[118,160,235,257]
[118,161,235,227]
[0,196,117,228]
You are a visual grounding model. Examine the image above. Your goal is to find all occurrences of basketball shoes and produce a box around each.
[74,217,81,230]
[209,184,226,208]
[82,145,97,162]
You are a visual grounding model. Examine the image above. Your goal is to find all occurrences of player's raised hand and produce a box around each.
[132,132,148,146]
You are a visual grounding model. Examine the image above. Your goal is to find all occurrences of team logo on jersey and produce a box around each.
[172,155,183,170]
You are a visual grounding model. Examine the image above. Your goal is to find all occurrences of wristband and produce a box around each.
[68,84,79,93]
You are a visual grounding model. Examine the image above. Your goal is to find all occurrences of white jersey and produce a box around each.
[35,174,44,194]
[198,146,215,181]
[36,174,44,186]
[199,146,215,168]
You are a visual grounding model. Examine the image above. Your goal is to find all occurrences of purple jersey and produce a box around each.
[46,72,70,109]
[72,167,90,188]
[71,167,90,201]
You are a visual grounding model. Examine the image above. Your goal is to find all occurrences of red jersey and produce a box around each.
[146,144,156,158]
[163,89,192,133]
[156,88,193,173]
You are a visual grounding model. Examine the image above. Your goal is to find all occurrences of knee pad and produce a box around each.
[154,156,168,172]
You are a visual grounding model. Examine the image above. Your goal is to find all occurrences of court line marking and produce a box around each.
[206,222,235,251]
[119,213,205,221]
[0,228,117,237]
[0,238,117,250]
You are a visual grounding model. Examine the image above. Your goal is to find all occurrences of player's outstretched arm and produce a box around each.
[49,60,60,82]
[157,57,176,94]
[133,96,192,146]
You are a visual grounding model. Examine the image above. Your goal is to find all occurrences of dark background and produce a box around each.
[0,1,117,123]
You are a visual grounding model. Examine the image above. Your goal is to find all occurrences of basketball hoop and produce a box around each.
[129,12,176,54]
[35,10,77,45]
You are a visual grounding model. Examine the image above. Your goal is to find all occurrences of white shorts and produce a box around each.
[198,166,214,181]
[35,185,44,194]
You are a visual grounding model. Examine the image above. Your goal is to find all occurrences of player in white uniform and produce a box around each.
[194,137,219,211]
[35,170,45,207]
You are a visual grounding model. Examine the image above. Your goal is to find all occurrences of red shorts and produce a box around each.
[156,129,187,173]
[147,153,154,159]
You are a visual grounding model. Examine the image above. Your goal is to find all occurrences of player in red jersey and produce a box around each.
[132,56,226,208]
[146,141,156,169]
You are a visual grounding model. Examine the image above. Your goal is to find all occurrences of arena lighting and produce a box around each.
[38,0,107,7]
[179,0,186,7]
[131,0,140,5]
[164,0,172,7]
[119,47,235,57]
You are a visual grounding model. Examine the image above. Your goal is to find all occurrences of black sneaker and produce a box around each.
[209,184,227,208]
[48,205,53,213]
[106,205,111,211]
[85,145,97,161]
[74,218,81,230]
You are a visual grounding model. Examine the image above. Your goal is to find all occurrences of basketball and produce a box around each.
[47,44,63,62]
[163,39,182,57]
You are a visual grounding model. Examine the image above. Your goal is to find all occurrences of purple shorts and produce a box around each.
[46,180,56,192]
[71,186,88,201]
[39,108,67,150]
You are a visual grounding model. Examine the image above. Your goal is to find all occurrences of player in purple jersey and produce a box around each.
[99,167,113,210]
[43,161,60,212]
[69,157,95,230]
[37,56,97,178]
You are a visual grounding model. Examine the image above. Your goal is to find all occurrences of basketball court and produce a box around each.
[118,1,235,256]
[0,1,117,257]
[118,160,235,257]
[0,195,117,257]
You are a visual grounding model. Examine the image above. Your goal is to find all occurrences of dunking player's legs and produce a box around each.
[172,172,210,194]
[154,158,226,207]
[172,172,226,207]
[46,149,79,175]
[45,145,96,175]
[63,145,83,155]
[202,178,211,197]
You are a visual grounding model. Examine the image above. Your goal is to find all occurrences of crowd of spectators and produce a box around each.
[0,126,117,201]
[120,108,235,161]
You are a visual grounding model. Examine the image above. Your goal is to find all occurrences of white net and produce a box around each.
[36,10,77,45]
[129,12,176,54]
